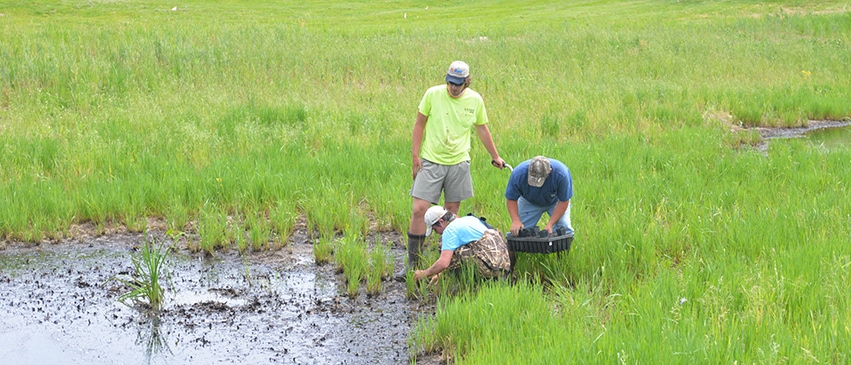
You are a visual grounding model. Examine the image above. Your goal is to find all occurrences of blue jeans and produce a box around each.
[517,196,573,235]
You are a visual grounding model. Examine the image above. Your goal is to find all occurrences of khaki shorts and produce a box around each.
[410,159,473,203]
[447,229,511,278]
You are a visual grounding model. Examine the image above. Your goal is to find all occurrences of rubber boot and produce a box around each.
[393,233,426,282]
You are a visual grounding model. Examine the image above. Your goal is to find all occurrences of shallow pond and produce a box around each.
[0,232,433,364]
[804,124,851,150]
[755,120,851,152]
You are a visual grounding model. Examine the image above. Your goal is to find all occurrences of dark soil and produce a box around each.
[0,222,441,364]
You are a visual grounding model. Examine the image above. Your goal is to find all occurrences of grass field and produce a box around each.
[2,1,851,363]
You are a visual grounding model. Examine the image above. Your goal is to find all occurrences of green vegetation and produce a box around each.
[314,233,334,265]
[112,235,171,310]
[333,229,394,297]
[367,240,393,296]
[336,231,368,297]
[3,1,851,363]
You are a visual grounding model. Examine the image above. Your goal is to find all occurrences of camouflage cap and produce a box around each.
[527,156,551,187]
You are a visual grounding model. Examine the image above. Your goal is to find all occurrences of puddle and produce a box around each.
[0,232,437,364]
[804,124,851,150]
[751,120,851,152]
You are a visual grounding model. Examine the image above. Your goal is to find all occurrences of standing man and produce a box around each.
[396,60,506,281]
[505,156,573,236]
[413,206,511,284]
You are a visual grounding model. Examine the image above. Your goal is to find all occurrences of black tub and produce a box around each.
[506,227,573,254]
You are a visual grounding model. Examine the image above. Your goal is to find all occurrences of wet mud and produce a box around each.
[0,225,440,364]
[751,120,851,151]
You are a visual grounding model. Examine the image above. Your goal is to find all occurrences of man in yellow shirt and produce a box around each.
[396,60,506,281]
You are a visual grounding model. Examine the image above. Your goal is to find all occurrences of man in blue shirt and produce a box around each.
[504,156,573,236]
[413,206,510,283]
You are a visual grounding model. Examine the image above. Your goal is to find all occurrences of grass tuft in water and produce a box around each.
[112,235,171,310]
[366,240,392,295]
[336,231,367,298]
[313,234,334,265]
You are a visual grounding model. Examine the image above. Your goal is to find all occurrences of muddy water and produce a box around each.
[0,233,435,364]
[750,120,851,152]
[804,124,851,150]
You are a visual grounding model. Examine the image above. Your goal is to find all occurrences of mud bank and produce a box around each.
[751,120,851,151]
[0,230,438,364]
[754,120,851,140]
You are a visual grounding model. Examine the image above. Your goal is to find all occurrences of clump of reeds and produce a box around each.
[366,240,392,295]
[336,231,367,298]
[313,234,334,265]
[112,235,172,310]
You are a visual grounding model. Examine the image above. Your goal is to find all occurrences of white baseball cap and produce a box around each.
[445,60,470,84]
[424,206,448,236]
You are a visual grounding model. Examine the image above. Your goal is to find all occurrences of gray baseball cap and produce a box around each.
[528,156,551,187]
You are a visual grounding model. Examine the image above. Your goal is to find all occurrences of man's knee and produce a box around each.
[444,202,460,215]
[412,199,431,218]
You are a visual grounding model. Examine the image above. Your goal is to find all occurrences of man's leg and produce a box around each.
[394,197,431,281]
[444,201,461,216]
[409,197,430,236]
[443,161,472,214]
[546,202,573,234]
[517,196,546,230]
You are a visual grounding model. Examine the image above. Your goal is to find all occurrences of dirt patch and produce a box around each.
[0,224,442,364]
[738,119,851,152]
[752,120,851,140]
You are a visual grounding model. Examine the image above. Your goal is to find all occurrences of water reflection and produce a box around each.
[806,125,851,150]
[0,241,414,364]
[137,315,172,365]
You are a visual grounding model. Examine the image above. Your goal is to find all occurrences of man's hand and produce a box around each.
[428,274,441,287]
[413,269,426,281]
[491,158,507,169]
[412,156,422,180]
[510,221,524,236]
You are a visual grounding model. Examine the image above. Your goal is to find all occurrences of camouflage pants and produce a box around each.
[447,229,511,278]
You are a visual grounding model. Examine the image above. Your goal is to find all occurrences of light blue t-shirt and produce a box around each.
[440,216,488,251]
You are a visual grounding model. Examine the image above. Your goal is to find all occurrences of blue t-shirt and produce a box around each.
[440,216,488,251]
[504,158,573,206]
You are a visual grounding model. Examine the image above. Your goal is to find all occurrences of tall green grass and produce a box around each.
[333,228,393,298]
[2,1,851,362]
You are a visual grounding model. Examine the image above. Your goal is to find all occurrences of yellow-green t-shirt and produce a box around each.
[417,85,489,165]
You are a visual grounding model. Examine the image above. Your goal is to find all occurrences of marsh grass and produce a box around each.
[4,1,851,363]
[197,207,227,255]
[113,235,171,310]
[165,201,190,235]
[335,232,367,298]
[230,214,248,253]
[331,227,396,297]
[404,271,420,300]
[366,240,392,296]
[247,214,272,251]
[313,234,334,265]
[270,201,297,247]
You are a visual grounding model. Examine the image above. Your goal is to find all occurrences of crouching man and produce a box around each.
[413,206,511,283]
